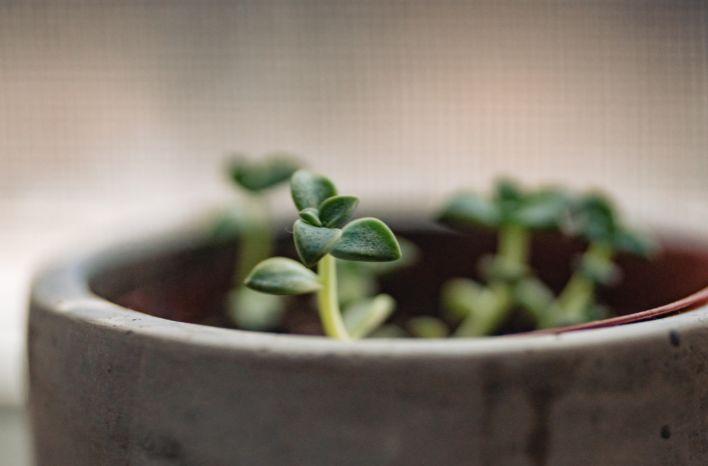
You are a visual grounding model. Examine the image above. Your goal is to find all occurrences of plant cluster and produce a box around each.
[221,161,656,340]
[437,179,656,336]
[213,154,300,330]
[244,170,402,340]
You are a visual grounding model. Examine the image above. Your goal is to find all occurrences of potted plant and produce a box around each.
[28,164,708,466]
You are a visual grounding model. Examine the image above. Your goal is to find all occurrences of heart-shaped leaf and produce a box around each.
[330,217,401,262]
[343,294,395,339]
[438,193,500,229]
[230,154,299,192]
[478,254,528,282]
[513,189,570,229]
[298,207,322,227]
[578,253,621,285]
[613,229,657,258]
[441,278,482,322]
[407,316,449,339]
[337,260,377,307]
[571,194,618,242]
[291,169,337,210]
[355,237,420,275]
[227,287,285,331]
[293,219,342,266]
[513,277,555,324]
[494,178,524,204]
[244,257,321,295]
[319,195,359,228]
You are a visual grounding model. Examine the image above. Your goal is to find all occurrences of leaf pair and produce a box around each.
[245,170,402,297]
[569,194,656,257]
[293,217,401,267]
[291,170,401,267]
[438,179,570,232]
[229,153,300,193]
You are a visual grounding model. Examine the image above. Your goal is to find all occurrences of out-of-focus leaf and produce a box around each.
[478,254,528,282]
[438,193,500,230]
[245,257,321,295]
[613,229,658,258]
[513,189,570,229]
[578,252,621,285]
[337,260,377,307]
[227,287,285,331]
[441,278,482,322]
[343,294,396,339]
[230,154,299,192]
[368,324,407,339]
[407,316,449,339]
[514,277,555,324]
[571,194,618,242]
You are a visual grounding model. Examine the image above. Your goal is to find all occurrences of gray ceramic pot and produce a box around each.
[28,222,708,466]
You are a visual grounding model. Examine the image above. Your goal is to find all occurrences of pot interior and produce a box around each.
[90,222,708,335]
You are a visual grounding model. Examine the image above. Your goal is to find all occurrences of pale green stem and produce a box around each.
[555,242,613,323]
[499,223,530,265]
[317,254,351,340]
[453,283,511,337]
[235,195,273,286]
[455,224,530,337]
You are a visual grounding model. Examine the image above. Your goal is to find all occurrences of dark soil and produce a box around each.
[91,222,708,336]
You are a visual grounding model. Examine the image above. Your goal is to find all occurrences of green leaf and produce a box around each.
[613,229,657,258]
[319,195,359,228]
[407,316,449,339]
[571,194,618,242]
[448,281,512,337]
[441,278,482,322]
[513,277,555,324]
[513,189,570,229]
[337,260,377,307]
[245,257,321,295]
[230,154,299,192]
[578,253,621,285]
[354,237,420,275]
[478,254,528,282]
[494,178,524,204]
[330,217,401,262]
[290,169,337,210]
[293,220,342,267]
[438,193,500,229]
[298,207,322,227]
[367,324,407,339]
[343,294,396,339]
[227,287,285,331]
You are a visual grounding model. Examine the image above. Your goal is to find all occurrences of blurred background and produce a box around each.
[1,1,707,462]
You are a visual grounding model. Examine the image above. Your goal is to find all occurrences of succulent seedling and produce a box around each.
[438,179,571,336]
[545,193,657,326]
[214,153,300,330]
[245,170,402,340]
[438,181,656,335]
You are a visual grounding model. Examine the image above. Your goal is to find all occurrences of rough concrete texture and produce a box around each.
[27,229,708,466]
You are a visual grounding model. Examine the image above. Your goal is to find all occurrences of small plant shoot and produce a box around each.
[220,157,656,340]
[245,169,402,340]
[214,153,300,331]
[437,179,656,336]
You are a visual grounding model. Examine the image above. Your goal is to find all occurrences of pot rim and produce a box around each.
[29,219,708,360]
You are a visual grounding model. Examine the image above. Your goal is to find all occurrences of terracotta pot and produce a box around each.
[28,220,708,466]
